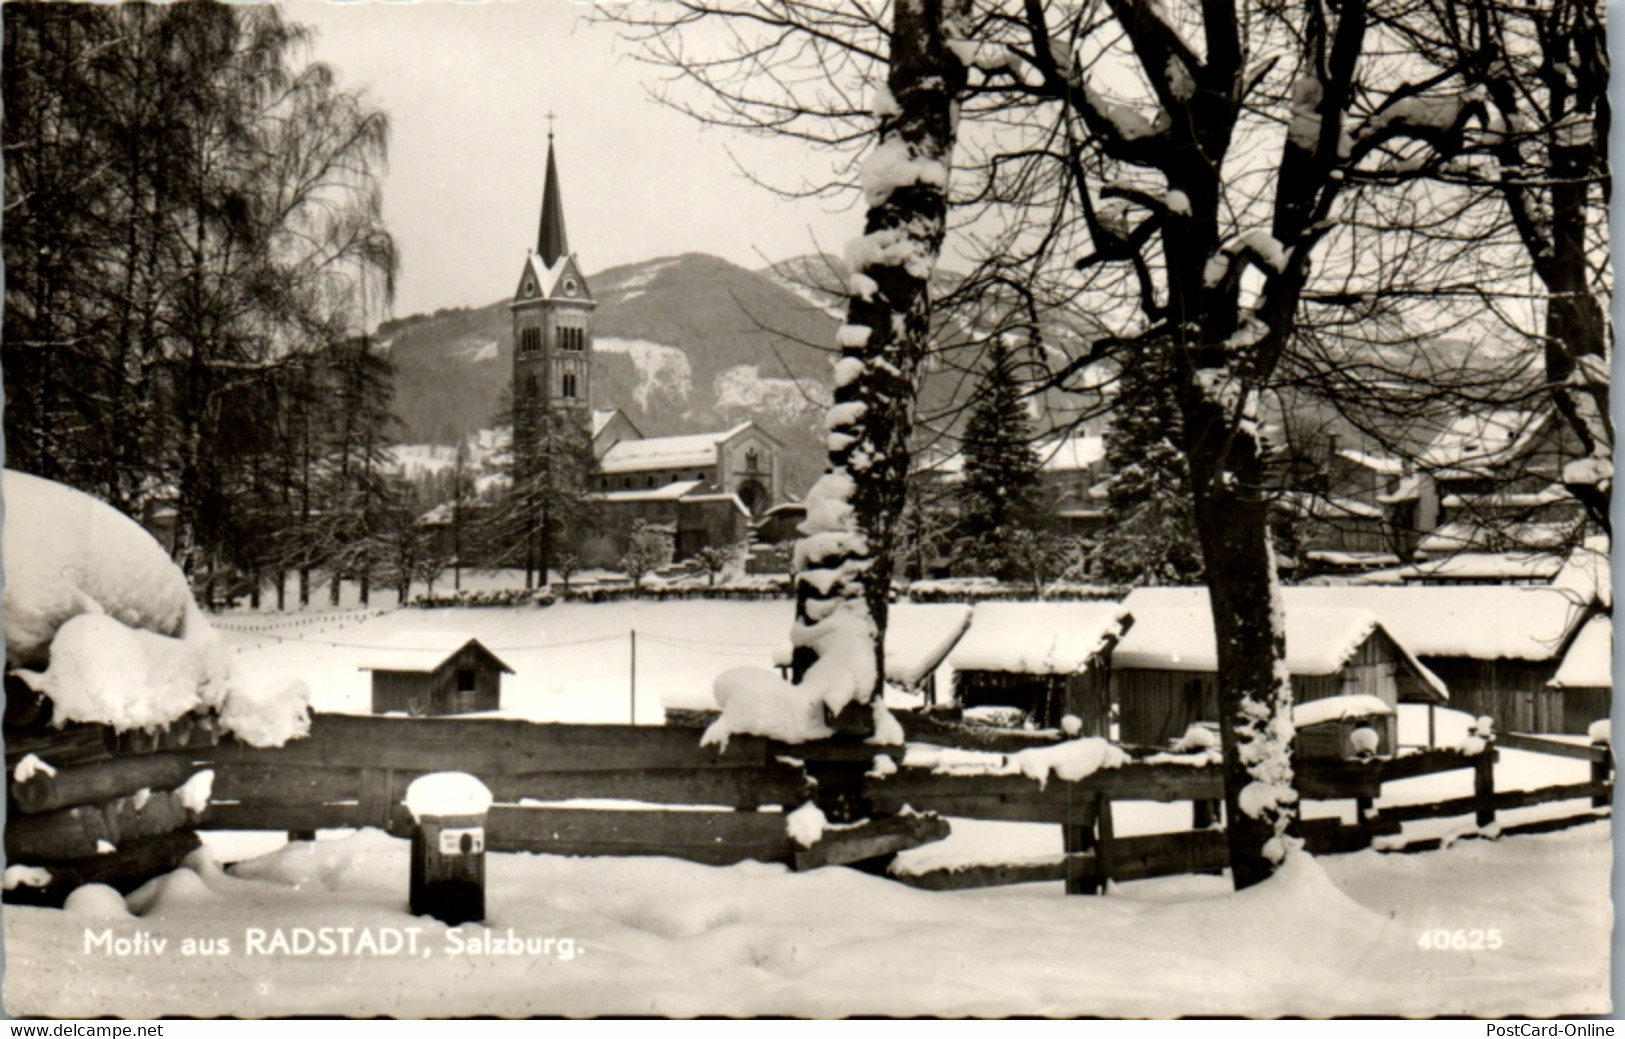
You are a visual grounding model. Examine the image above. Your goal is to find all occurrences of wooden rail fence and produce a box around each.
[13,711,1603,900]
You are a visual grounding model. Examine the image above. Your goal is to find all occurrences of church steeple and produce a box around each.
[536,126,569,267]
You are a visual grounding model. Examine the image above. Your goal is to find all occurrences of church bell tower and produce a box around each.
[511,127,595,482]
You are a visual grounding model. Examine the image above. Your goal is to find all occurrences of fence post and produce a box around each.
[1094,793,1115,890]
[1062,797,1098,896]
[1591,733,1611,809]
[1474,741,1497,828]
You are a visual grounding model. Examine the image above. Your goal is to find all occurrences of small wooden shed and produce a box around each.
[946,602,1132,731]
[1547,615,1612,735]
[358,632,513,716]
[1113,592,1448,754]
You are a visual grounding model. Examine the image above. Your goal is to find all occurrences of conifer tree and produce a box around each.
[1093,351,1204,586]
[952,341,1049,581]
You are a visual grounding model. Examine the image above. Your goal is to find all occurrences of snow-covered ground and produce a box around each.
[220,599,798,725]
[2,822,1608,1018]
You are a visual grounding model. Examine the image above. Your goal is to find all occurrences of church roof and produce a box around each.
[598,422,754,474]
[537,138,569,266]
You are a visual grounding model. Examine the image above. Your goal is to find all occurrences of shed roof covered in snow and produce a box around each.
[948,602,1130,675]
[1127,585,1587,663]
[1418,409,1551,476]
[1116,589,1448,701]
[355,631,514,675]
[773,603,972,690]
[1549,616,1612,690]
[1039,435,1107,474]
[598,422,767,474]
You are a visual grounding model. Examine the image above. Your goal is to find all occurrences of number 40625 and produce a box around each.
[1417,928,1503,951]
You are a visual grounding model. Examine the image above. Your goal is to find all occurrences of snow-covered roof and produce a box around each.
[596,480,703,503]
[1132,584,1585,662]
[1416,519,1575,555]
[1549,616,1612,690]
[1039,435,1107,474]
[1392,553,1563,584]
[1276,492,1383,521]
[1377,472,1426,505]
[591,409,620,437]
[1418,410,1550,475]
[1117,588,1451,699]
[1305,551,1402,569]
[1337,449,1405,476]
[1551,535,1612,609]
[355,631,513,674]
[1439,485,1570,510]
[1115,600,1378,675]
[1293,694,1394,729]
[948,602,1130,675]
[772,603,972,690]
[598,422,753,474]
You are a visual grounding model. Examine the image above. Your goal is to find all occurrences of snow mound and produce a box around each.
[1589,719,1611,745]
[786,802,828,848]
[63,884,134,920]
[14,614,226,732]
[126,867,224,918]
[3,865,53,891]
[3,471,310,747]
[2,469,192,667]
[403,772,493,821]
[1007,738,1129,789]
[228,829,405,892]
[220,677,312,749]
[13,754,57,783]
[703,667,834,748]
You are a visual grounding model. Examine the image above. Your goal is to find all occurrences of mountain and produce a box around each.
[380,253,847,497]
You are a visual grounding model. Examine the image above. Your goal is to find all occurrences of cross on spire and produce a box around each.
[546,110,556,141]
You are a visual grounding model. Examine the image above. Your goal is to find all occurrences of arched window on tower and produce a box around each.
[745,448,760,472]
[561,372,578,399]
[524,372,538,399]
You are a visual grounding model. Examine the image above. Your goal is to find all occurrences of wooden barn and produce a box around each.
[773,603,972,705]
[946,602,1131,731]
[1277,584,1599,734]
[1547,615,1612,735]
[1113,589,1449,754]
[358,632,512,716]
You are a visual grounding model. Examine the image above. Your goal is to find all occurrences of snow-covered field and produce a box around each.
[218,599,799,724]
[2,822,1609,1018]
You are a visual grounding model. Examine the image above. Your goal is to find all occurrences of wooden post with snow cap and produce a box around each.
[404,772,491,927]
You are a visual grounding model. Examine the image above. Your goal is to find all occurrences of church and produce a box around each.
[508,133,783,564]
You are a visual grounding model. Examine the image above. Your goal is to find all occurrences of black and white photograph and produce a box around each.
[0,0,1614,1019]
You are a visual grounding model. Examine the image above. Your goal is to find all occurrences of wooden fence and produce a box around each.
[30,711,1603,897]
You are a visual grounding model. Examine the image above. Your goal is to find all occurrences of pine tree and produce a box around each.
[1092,348,1204,586]
[952,340,1050,581]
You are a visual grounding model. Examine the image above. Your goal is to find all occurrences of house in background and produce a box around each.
[358,631,512,716]
[947,601,1132,731]
[1113,590,1448,753]
[584,417,783,561]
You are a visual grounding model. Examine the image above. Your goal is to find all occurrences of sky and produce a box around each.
[286,1,862,320]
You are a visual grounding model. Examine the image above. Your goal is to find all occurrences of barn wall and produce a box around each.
[371,671,435,715]
[1423,657,1563,733]
[1115,670,1216,746]
[1561,688,1611,735]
